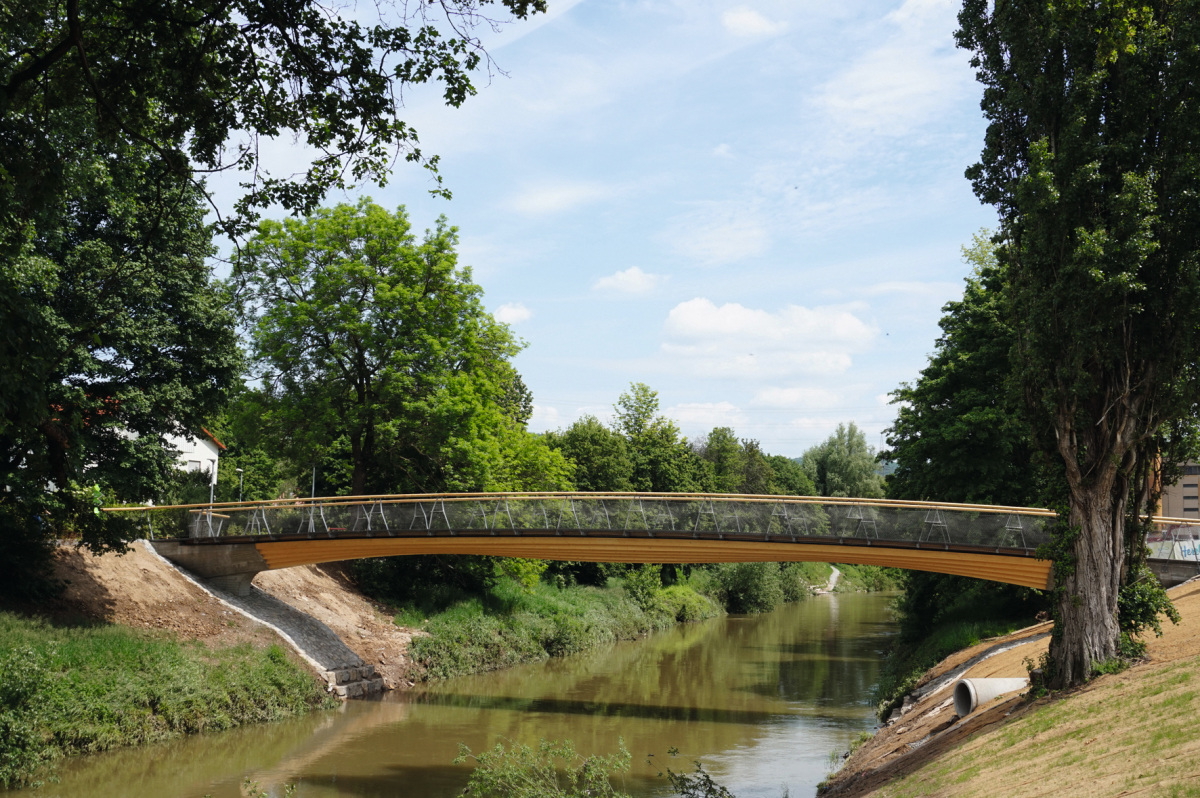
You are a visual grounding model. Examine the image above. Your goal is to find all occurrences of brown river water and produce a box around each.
[32,592,896,798]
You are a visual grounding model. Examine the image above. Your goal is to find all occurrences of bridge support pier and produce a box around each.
[149,540,267,597]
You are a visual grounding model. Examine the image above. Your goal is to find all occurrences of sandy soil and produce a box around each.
[5,542,420,690]
[823,579,1200,797]
[26,541,281,649]
[252,563,421,690]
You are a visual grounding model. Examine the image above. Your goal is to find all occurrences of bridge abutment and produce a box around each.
[150,540,267,597]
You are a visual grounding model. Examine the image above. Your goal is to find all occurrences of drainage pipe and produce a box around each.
[953,678,1029,717]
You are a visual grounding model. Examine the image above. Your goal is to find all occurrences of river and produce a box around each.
[35,592,896,798]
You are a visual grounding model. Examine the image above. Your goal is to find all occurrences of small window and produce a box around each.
[187,460,202,471]
[1185,483,1198,488]
[1186,465,1200,475]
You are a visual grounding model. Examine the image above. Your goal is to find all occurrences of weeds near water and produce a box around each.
[0,613,335,788]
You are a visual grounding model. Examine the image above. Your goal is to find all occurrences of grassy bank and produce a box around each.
[376,560,835,681]
[401,574,724,680]
[879,652,1200,798]
[0,612,336,788]
[834,564,903,593]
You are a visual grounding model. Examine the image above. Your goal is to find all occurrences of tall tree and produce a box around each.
[801,423,885,499]
[883,232,1048,643]
[543,416,634,492]
[613,383,709,493]
[0,142,241,595]
[235,198,567,495]
[884,231,1038,507]
[957,0,1200,684]
[1,0,546,253]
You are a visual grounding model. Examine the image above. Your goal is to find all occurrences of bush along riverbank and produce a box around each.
[832,564,903,594]
[353,557,843,680]
[0,612,337,788]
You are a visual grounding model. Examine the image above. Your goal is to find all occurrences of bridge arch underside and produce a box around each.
[249,535,1052,590]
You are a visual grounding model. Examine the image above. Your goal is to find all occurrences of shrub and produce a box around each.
[780,562,826,602]
[659,586,722,623]
[710,562,784,614]
[623,564,664,612]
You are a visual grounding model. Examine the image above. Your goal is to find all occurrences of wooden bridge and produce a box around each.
[108,492,1071,595]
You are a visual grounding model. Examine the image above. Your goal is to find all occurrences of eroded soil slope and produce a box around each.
[253,563,420,689]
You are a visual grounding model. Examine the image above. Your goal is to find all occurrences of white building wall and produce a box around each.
[165,433,220,485]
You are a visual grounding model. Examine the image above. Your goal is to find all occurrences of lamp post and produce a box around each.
[236,468,244,503]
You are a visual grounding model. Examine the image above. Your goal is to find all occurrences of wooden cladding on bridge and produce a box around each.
[253,537,1053,590]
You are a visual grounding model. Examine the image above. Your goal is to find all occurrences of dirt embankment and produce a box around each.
[253,564,420,690]
[823,580,1200,797]
[24,542,419,690]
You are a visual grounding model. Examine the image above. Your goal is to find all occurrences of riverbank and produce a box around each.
[0,612,335,788]
[822,578,1200,797]
[379,561,851,681]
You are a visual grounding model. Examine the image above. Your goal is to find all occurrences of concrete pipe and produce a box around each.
[953,678,1029,717]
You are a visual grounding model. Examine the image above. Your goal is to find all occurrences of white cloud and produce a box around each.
[666,401,746,431]
[660,298,877,377]
[751,387,842,409]
[591,266,666,294]
[505,181,614,215]
[494,302,532,323]
[528,404,561,432]
[712,143,733,158]
[721,7,788,37]
[662,205,769,266]
[817,0,972,137]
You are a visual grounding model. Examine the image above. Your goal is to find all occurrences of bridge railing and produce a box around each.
[105,493,1071,552]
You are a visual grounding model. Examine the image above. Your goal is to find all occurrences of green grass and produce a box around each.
[833,564,903,593]
[0,612,336,787]
[872,617,1033,720]
[390,561,838,681]
[404,577,723,680]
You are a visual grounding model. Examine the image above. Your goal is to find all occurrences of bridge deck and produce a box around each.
[109,493,1072,591]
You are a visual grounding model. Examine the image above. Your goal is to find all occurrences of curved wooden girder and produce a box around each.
[251,536,1052,590]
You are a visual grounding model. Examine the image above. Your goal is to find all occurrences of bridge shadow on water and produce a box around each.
[403,691,790,724]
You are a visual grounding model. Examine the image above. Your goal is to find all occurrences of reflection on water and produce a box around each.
[32,593,895,798]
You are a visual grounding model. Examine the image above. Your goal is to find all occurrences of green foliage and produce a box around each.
[455,738,633,798]
[0,647,51,787]
[766,455,816,497]
[0,613,334,786]
[623,564,664,613]
[235,199,569,497]
[404,579,720,680]
[659,585,720,623]
[800,423,885,499]
[1116,560,1181,659]
[1,0,548,253]
[613,384,710,493]
[890,570,1045,645]
[662,761,736,798]
[694,430,790,495]
[780,562,826,602]
[0,143,238,594]
[882,231,1037,508]
[957,0,1200,685]
[833,565,902,594]
[543,417,634,492]
[710,562,785,614]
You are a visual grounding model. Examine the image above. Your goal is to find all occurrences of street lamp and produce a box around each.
[236,467,244,503]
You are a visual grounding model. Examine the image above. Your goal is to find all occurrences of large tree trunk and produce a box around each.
[1049,488,1125,686]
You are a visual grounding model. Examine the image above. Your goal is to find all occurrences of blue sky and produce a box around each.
[217,0,998,458]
